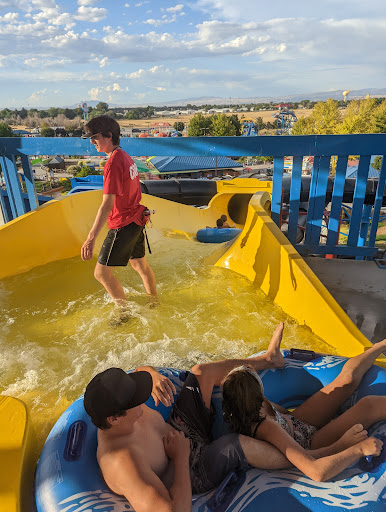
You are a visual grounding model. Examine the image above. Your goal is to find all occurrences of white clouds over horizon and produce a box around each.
[0,0,385,107]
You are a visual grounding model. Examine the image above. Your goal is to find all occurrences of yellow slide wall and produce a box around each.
[0,396,34,512]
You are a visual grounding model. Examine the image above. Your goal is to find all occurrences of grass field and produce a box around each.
[118,109,314,131]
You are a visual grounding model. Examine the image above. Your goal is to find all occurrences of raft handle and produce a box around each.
[286,348,317,362]
[64,420,88,461]
[207,470,246,512]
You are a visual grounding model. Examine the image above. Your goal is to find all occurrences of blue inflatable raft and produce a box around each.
[35,351,386,512]
[196,227,242,243]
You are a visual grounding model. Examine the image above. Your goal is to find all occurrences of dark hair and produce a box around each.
[221,214,227,222]
[91,409,127,430]
[222,368,265,436]
[84,115,120,145]
[216,218,224,228]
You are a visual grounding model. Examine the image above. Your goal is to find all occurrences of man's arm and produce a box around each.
[257,420,383,482]
[107,433,191,512]
[81,194,115,261]
[135,366,176,407]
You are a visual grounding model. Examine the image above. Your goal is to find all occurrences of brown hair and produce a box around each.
[91,409,127,430]
[84,115,120,145]
[222,367,265,436]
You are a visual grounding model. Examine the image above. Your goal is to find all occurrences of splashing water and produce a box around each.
[0,237,335,454]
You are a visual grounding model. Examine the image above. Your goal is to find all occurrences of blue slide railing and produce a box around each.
[0,134,385,260]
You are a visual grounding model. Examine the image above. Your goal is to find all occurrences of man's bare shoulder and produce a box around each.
[99,442,148,494]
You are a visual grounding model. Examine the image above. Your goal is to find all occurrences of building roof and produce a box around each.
[345,165,380,178]
[147,156,242,173]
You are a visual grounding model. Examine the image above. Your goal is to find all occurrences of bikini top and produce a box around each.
[252,405,292,438]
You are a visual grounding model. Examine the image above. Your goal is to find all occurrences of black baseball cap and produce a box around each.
[83,368,153,421]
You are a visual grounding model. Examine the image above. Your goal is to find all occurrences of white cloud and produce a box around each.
[28,88,48,105]
[74,5,108,22]
[88,86,103,100]
[78,0,98,5]
[0,12,18,22]
[165,4,184,12]
[144,14,178,26]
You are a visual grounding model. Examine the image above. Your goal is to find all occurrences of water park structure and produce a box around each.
[0,133,386,511]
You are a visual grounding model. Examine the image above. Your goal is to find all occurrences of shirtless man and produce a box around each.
[83,325,291,512]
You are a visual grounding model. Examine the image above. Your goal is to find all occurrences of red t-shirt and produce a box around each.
[103,148,145,229]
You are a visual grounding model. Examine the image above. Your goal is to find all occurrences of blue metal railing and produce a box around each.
[0,135,385,260]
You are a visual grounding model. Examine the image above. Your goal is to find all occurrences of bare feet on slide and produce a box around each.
[250,322,285,369]
[335,424,368,451]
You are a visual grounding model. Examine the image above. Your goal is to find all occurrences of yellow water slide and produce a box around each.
[0,178,383,510]
[0,178,378,357]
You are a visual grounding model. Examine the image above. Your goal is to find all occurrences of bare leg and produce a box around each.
[292,339,386,429]
[129,257,157,297]
[239,434,291,470]
[94,263,126,306]
[311,395,386,448]
[192,322,285,408]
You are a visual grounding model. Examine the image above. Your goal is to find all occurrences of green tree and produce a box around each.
[254,116,265,130]
[41,127,55,137]
[211,113,236,136]
[228,114,242,135]
[173,121,185,132]
[292,98,341,134]
[0,122,13,137]
[48,107,59,118]
[75,165,101,177]
[187,113,212,136]
[373,100,386,133]
[38,110,49,119]
[63,108,76,120]
[371,156,382,171]
[18,108,28,119]
[291,116,310,135]
[96,102,109,113]
[337,98,377,134]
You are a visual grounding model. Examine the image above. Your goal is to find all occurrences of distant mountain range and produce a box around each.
[69,88,386,108]
[8,88,386,110]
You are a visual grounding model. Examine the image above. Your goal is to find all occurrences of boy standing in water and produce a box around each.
[81,115,157,314]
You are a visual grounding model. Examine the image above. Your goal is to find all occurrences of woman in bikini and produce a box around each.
[222,323,386,481]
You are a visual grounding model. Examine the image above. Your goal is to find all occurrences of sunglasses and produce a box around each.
[81,132,101,140]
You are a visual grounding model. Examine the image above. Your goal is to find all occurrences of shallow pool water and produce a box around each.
[0,236,336,454]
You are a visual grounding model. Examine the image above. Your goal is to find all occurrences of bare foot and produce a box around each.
[359,436,383,457]
[261,322,285,369]
[146,295,159,309]
[335,424,368,451]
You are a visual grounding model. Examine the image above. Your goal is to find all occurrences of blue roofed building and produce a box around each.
[147,155,242,178]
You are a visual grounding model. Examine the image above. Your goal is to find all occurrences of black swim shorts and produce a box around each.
[97,222,145,266]
[168,373,249,495]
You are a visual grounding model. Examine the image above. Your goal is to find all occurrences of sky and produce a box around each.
[1,0,386,108]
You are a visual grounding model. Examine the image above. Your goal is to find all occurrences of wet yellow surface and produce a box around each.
[0,237,335,456]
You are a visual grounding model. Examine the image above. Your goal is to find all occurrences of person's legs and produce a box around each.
[311,395,386,448]
[238,434,291,469]
[94,262,126,306]
[129,257,157,297]
[292,339,386,429]
[192,322,285,408]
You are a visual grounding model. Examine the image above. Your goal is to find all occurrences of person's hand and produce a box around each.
[151,372,176,407]
[81,238,95,261]
[163,430,190,462]
[359,436,383,457]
